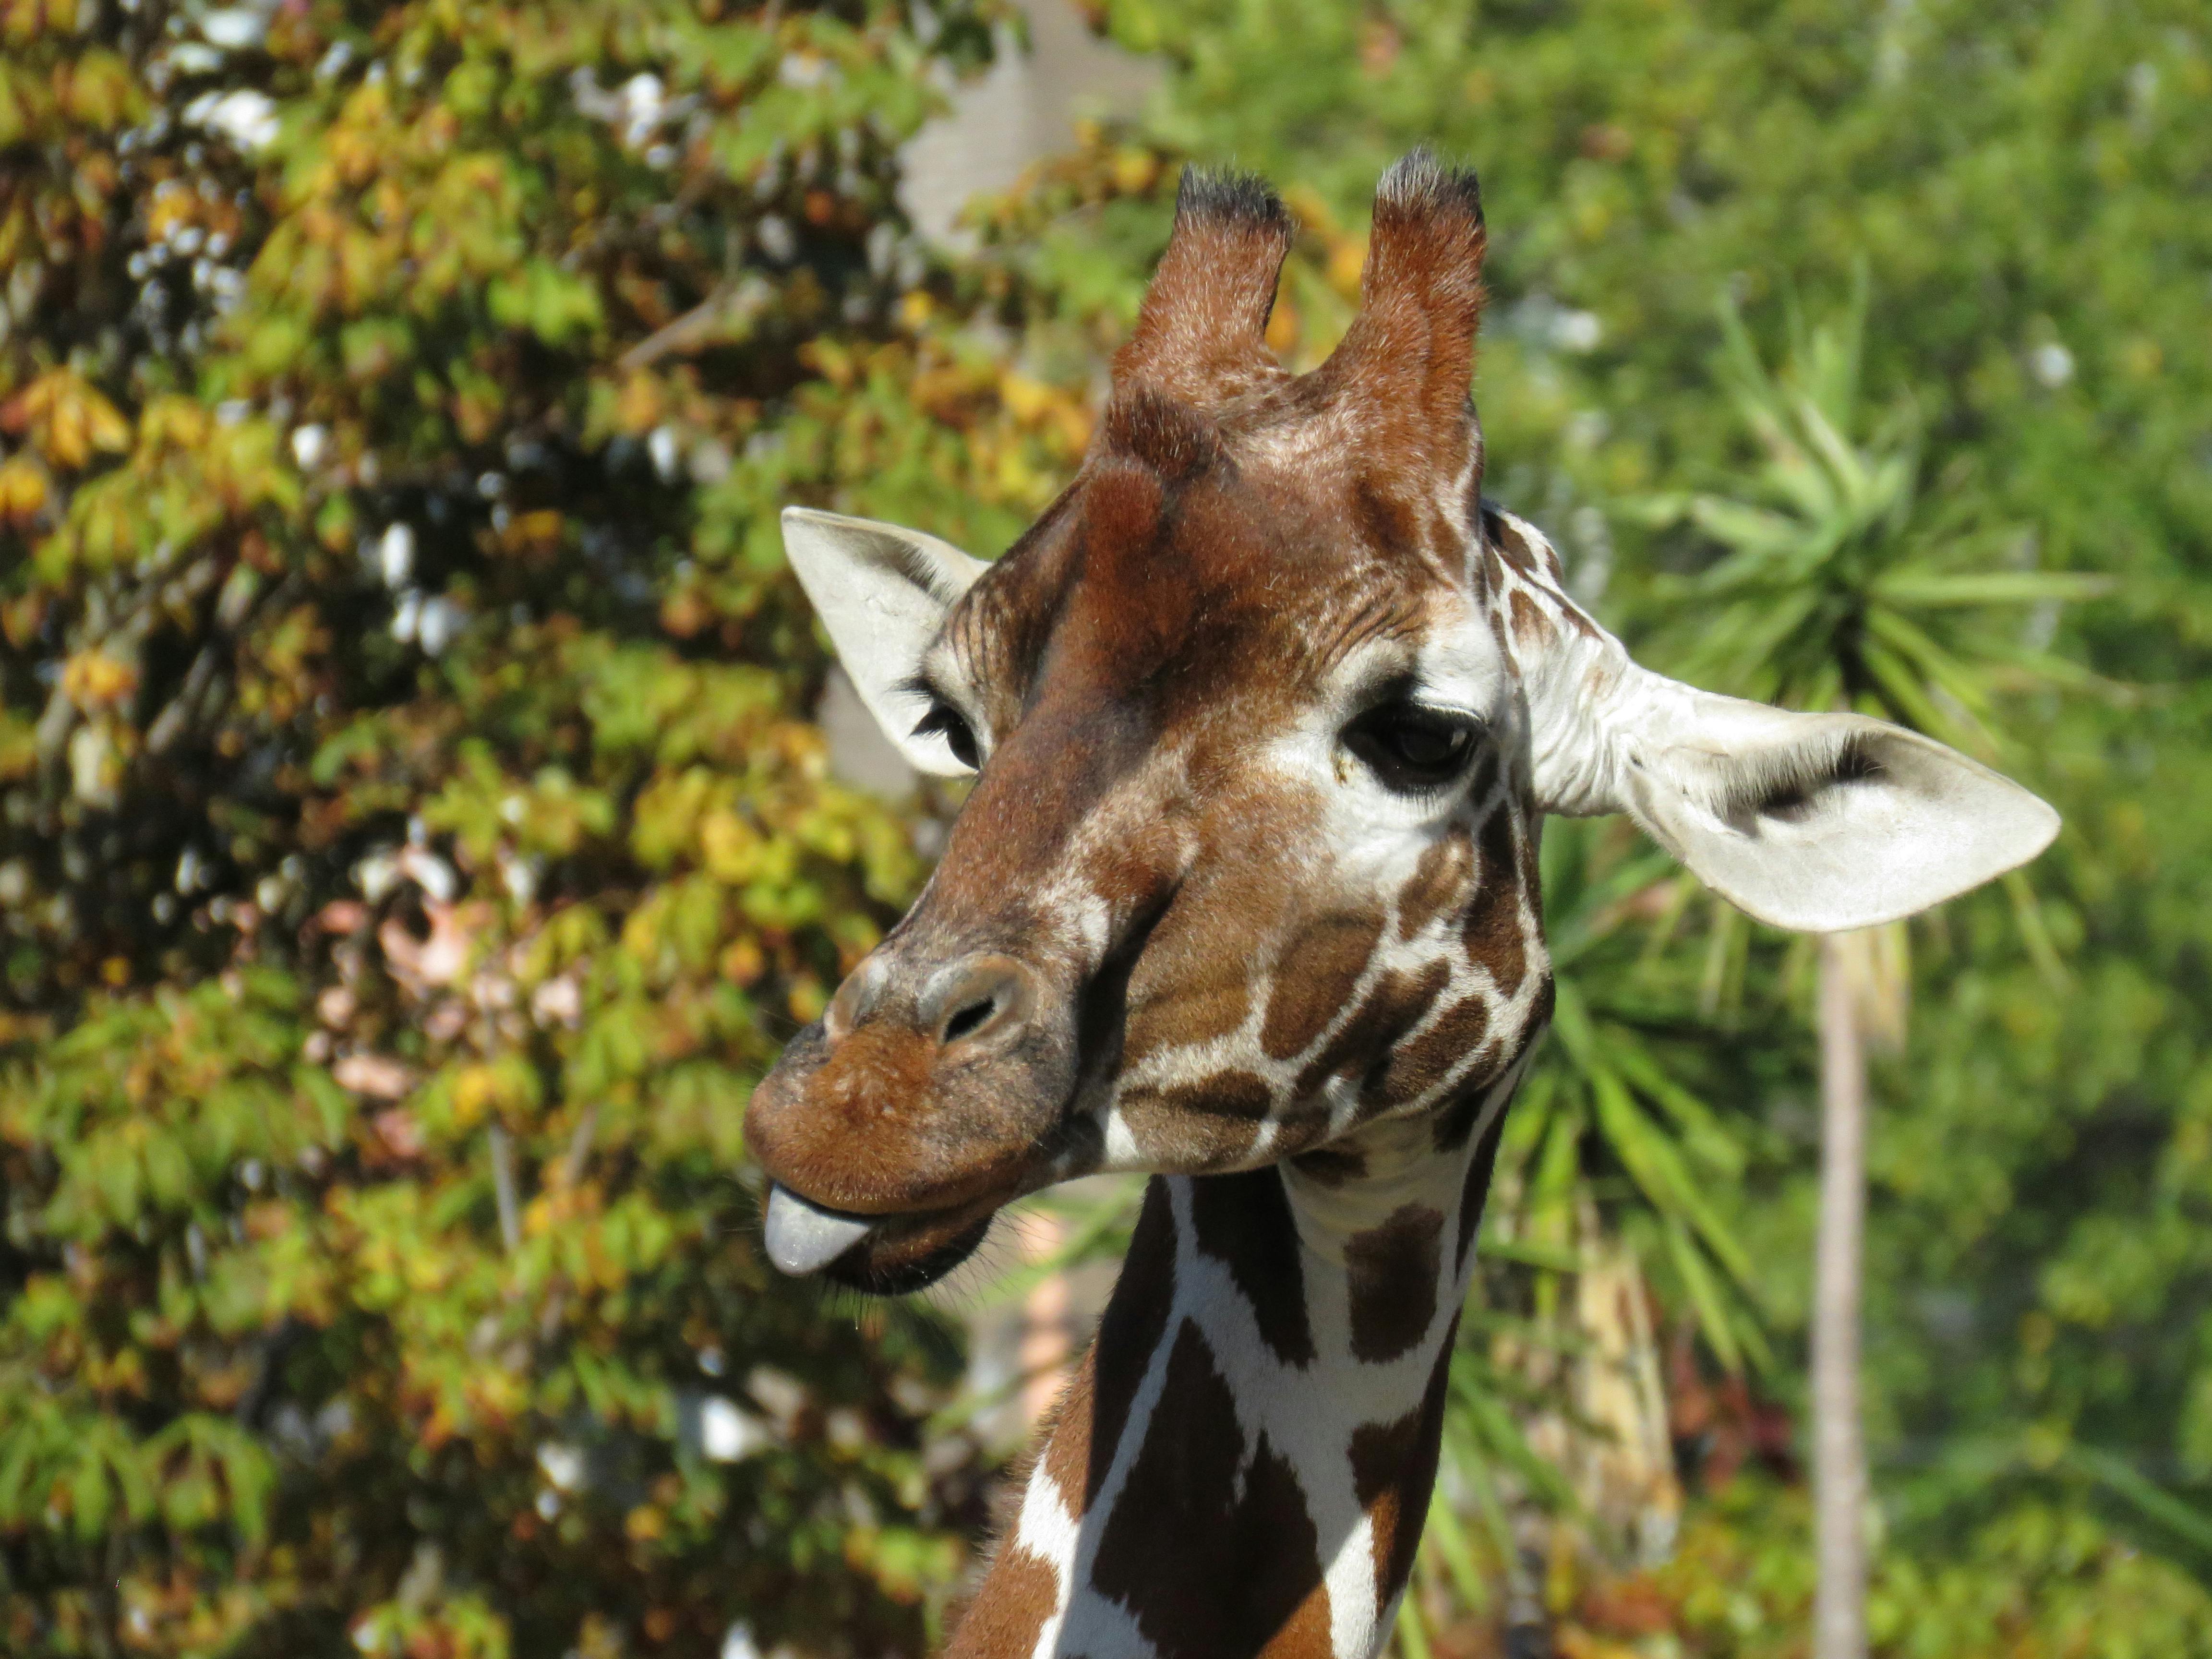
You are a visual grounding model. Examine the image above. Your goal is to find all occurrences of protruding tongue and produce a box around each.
[762,1184,878,1275]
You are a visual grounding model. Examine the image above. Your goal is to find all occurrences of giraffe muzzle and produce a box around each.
[745,947,1082,1290]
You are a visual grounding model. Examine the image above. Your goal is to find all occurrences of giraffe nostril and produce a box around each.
[921,953,1039,1051]
[941,997,998,1044]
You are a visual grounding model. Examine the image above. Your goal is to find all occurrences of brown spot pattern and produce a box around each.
[1294,961,1450,1103]
[1462,807,1527,996]
[1348,1330,1458,1612]
[1041,1347,1097,1513]
[1485,507,1539,577]
[1082,1179,1177,1507]
[1261,911,1387,1059]
[1455,1111,1510,1271]
[1118,1071,1275,1168]
[944,1541,1060,1659]
[1396,831,1473,939]
[1508,587,1556,649]
[1290,1143,1369,1186]
[1092,1321,1333,1658]
[1370,993,1491,1109]
[1125,977,1252,1064]
[1345,1203,1445,1363]
[1189,1169,1315,1366]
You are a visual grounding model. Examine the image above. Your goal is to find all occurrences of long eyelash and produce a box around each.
[910,697,981,768]
[911,704,964,741]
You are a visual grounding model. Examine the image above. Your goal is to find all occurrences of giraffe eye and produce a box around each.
[1343,703,1479,794]
[914,700,981,770]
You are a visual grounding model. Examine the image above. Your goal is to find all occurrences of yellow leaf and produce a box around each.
[0,454,46,522]
[1326,236,1368,300]
[61,649,138,709]
[1110,147,1158,196]
[450,1065,501,1130]
[699,808,762,883]
[998,373,1054,422]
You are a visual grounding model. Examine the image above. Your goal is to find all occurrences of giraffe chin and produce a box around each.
[819,1213,995,1295]
[762,1178,1001,1294]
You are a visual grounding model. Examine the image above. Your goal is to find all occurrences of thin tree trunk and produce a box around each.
[1813,932,1869,1659]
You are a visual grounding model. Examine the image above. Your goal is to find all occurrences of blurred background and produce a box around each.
[1,0,2208,1654]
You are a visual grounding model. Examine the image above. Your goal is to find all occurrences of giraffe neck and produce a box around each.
[950,1085,1519,1659]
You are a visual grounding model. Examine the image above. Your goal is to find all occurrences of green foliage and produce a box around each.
[0,0,1094,1653]
[1636,284,2109,752]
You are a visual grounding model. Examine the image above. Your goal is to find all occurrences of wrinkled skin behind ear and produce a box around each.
[1537,656,2060,932]
[781,507,987,777]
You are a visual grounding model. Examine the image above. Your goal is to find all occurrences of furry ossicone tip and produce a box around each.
[1111,165,1293,406]
[1173,166,1292,235]
[1374,145,1484,228]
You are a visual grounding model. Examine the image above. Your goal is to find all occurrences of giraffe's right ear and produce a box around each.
[1538,662,2059,932]
[781,507,988,777]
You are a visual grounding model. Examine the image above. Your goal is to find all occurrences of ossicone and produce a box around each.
[1315,147,1489,453]
[1110,166,1294,406]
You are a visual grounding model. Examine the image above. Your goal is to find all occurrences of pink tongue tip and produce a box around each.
[762,1184,878,1275]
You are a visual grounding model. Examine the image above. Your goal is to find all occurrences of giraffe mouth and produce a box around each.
[761,1181,998,1294]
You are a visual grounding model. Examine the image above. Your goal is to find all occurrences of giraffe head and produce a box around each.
[744,154,2056,1292]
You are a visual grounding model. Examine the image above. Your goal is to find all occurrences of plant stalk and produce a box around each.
[1814,932,1869,1659]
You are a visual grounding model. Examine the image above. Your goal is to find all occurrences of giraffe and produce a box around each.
[743,153,2057,1659]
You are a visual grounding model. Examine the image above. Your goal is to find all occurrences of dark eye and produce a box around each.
[1343,703,1479,793]
[913,700,981,770]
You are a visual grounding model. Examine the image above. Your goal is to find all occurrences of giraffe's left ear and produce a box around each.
[781,507,988,777]
[1539,665,2060,931]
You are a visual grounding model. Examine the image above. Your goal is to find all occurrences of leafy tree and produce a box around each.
[0,0,1094,1653]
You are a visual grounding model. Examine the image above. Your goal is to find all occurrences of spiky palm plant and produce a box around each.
[1635,279,2098,1659]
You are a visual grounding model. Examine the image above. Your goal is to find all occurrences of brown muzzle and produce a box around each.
[744,946,1081,1289]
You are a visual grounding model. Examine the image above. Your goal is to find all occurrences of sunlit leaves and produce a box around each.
[0,0,1017,1650]
[1639,284,2108,760]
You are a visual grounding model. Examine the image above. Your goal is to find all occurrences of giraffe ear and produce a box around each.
[1562,672,2059,931]
[781,507,988,777]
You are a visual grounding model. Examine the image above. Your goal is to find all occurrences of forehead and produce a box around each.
[938,398,1487,714]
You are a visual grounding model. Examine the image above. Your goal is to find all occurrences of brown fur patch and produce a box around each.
[1118,1072,1275,1168]
[1487,508,1539,577]
[1099,390,1224,483]
[944,1541,1060,1659]
[1290,1143,1369,1186]
[1462,807,1528,997]
[1262,911,1388,1059]
[1294,961,1451,1103]
[1091,1320,1333,1657]
[1189,1168,1315,1367]
[1396,830,1474,939]
[1348,1328,1458,1613]
[1352,478,1423,562]
[1124,975,1253,1065]
[1041,1346,1098,1510]
[1344,1203,1445,1364]
[1083,453,1168,550]
[1083,1179,1177,1507]
[1455,1110,1511,1271]
[1508,587,1556,649]
[1369,993,1491,1109]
